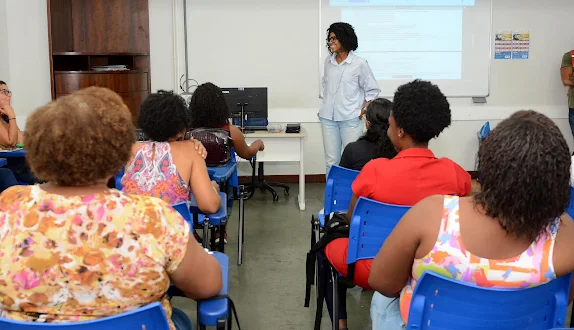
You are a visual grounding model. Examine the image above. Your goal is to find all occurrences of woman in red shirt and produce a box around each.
[323,79,471,330]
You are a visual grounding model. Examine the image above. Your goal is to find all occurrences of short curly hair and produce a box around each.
[474,110,571,242]
[25,87,135,186]
[392,79,451,144]
[138,90,190,141]
[327,22,358,54]
[189,82,231,128]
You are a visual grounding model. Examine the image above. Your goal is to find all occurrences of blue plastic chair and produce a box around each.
[172,193,227,251]
[0,301,170,329]
[207,151,246,265]
[566,186,574,219]
[312,165,360,244]
[307,165,360,310]
[198,252,230,329]
[408,271,572,330]
[346,197,411,267]
[477,122,490,184]
[167,252,232,330]
[324,197,410,330]
[478,121,491,140]
[114,167,125,190]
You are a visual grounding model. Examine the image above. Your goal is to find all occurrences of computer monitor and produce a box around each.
[221,87,268,130]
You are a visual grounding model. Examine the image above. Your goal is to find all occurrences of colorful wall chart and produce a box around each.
[494,31,530,60]
[494,32,512,59]
[512,32,530,59]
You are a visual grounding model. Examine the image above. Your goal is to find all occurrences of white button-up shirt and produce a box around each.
[319,51,380,122]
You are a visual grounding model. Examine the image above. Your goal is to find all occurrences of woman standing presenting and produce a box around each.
[320,22,380,176]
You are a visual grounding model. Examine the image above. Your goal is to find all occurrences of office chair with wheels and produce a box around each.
[244,155,289,202]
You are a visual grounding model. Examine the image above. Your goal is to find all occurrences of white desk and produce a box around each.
[241,128,308,210]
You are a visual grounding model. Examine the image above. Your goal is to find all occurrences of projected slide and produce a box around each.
[342,7,464,80]
[321,0,491,96]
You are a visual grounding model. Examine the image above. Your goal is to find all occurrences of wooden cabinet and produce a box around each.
[47,0,151,121]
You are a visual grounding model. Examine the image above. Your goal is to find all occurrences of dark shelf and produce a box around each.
[52,52,149,56]
[54,70,149,74]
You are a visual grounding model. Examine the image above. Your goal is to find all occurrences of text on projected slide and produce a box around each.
[331,0,476,80]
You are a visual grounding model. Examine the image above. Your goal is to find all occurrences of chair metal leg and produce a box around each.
[570,303,574,327]
[241,190,246,244]
[238,186,244,265]
[216,318,226,330]
[210,226,216,251]
[197,307,202,330]
[202,219,209,249]
[312,218,320,298]
[218,224,225,252]
[331,267,339,330]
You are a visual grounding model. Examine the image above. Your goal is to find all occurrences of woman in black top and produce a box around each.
[339,98,397,170]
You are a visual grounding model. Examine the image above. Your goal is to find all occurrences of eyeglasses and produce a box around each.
[327,36,338,43]
[0,89,11,96]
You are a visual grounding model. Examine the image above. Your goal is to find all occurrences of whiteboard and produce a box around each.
[185,0,321,109]
[320,0,493,97]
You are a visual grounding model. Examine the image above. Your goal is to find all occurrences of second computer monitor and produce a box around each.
[221,87,268,129]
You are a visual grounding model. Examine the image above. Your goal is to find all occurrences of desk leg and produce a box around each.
[298,137,306,211]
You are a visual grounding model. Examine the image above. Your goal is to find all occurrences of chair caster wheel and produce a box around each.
[284,189,290,196]
[272,194,279,202]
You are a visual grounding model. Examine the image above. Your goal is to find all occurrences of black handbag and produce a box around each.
[190,128,232,166]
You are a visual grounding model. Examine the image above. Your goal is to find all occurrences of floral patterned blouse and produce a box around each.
[0,185,189,330]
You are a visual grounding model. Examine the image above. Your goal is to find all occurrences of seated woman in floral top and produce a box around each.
[0,87,222,330]
[122,90,221,213]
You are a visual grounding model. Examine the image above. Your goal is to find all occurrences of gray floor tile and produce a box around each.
[172,183,373,329]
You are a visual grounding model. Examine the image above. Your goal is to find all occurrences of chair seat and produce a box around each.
[199,252,230,326]
[207,162,238,185]
[189,192,227,226]
[198,298,229,326]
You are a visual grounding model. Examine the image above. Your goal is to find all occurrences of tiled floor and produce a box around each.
[172,183,373,329]
[172,180,574,329]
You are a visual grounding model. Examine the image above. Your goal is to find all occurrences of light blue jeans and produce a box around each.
[371,292,406,330]
[320,116,364,176]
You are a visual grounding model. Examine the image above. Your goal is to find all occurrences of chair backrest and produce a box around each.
[408,271,572,330]
[566,186,574,218]
[478,121,490,139]
[115,167,125,191]
[172,201,193,226]
[0,302,170,329]
[324,165,360,215]
[347,197,410,264]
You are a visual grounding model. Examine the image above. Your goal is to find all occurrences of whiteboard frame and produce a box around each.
[317,0,494,99]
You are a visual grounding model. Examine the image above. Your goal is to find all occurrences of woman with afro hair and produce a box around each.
[323,80,470,330]
[369,110,574,329]
[122,90,221,214]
